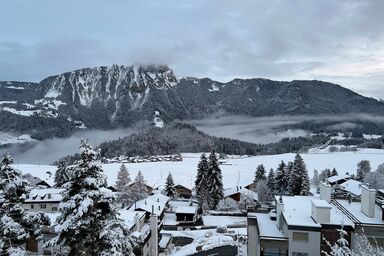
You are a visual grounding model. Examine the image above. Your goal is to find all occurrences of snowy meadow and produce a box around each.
[15,148,384,189]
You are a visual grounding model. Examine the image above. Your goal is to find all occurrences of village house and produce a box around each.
[174,184,192,198]
[23,188,64,213]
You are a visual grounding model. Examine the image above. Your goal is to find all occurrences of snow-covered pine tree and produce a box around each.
[266,168,275,199]
[0,153,50,255]
[54,160,69,188]
[206,149,224,210]
[275,161,289,195]
[115,164,131,192]
[289,154,309,196]
[195,153,210,211]
[322,227,352,256]
[300,167,311,196]
[356,160,371,181]
[51,140,134,255]
[164,173,176,198]
[332,168,338,177]
[130,171,149,203]
[254,164,266,186]
[312,169,320,187]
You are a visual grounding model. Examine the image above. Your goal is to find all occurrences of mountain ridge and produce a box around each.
[0,64,383,140]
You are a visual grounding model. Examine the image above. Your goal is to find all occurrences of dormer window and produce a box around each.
[48,194,51,199]
[26,195,29,199]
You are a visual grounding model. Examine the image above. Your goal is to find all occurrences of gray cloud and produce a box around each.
[0,0,384,97]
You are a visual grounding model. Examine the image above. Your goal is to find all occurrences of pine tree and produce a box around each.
[51,140,134,255]
[115,164,131,191]
[300,167,311,196]
[331,168,338,176]
[206,149,224,210]
[266,168,275,199]
[322,227,352,256]
[0,153,49,255]
[164,173,176,198]
[130,171,148,203]
[275,161,288,195]
[289,154,310,196]
[54,160,69,187]
[254,164,266,186]
[195,154,210,211]
[356,160,371,181]
[312,169,320,187]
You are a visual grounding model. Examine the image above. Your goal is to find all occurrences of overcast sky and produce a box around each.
[1,0,383,98]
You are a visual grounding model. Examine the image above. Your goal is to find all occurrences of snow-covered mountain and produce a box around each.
[1,64,384,140]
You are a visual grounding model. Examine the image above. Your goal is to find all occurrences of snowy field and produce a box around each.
[14,148,384,189]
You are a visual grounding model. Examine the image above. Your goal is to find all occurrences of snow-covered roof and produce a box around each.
[249,212,286,239]
[278,196,354,228]
[118,209,146,230]
[174,183,193,190]
[311,199,332,208]
[131,223,150,241]
[327,174,350,184]
[336,200,384,225]
[159,233,172,249]
[129,194,169,215]
[25,188,64,203]
[224,187,258,201]
[175,206,197,215]
[339,179,362,196]
[147,193,169,206]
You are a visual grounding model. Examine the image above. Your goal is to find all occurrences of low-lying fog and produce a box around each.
[0,128,137,165]
[1,113,383,165]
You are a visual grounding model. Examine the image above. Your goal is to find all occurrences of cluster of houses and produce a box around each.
[20,171,384,256]
[21,178,202,256]
[247,175,384,256]
[103,154,182,164]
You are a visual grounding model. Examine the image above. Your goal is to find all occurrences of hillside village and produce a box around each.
[1,140,383,255]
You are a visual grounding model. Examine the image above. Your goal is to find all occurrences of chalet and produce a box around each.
[327,174,350,186]
[127,182,155,194]
[174,184,192,198]
[129,193,170,224]
[23,174,52,188]
[224,187,258,203]
[339,179,362,197]
[175,205,199,223]
[23,188,64,212]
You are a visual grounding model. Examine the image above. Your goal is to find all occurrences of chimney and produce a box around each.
[361,185,376,218]
[134,214,141,232]
[319,181,332,203]
[276,196,285,230]
[149,208,158,256]
[311,199,331,224]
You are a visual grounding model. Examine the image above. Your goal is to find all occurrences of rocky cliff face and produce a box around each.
[0,64,383,140]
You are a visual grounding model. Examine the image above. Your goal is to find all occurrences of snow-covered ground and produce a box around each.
[13,148,384,189]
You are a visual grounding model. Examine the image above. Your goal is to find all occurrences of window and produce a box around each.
[292,253,308,256]
[30,204,34,209]
[52,207,58,211]
[292,232,308,242]
[40,204,47,209]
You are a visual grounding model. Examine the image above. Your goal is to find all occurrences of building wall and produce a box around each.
[23,202,60,212]
[175,187,191,198]
[247,217,259,256]
[282,222,320,256]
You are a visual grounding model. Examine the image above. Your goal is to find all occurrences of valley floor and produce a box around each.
[14,148,384,189]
